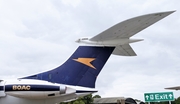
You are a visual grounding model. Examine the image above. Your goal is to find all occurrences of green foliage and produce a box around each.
[60,94,101,104]
[174,97,180,104]
[73,100,85,104]
[93,95,101,98]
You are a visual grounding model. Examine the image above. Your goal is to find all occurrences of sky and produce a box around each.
[0,0,180,101]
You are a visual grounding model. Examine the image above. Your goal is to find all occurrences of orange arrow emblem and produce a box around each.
[73,58,96,69]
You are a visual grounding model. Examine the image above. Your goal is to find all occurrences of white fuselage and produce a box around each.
[0,79,97,104]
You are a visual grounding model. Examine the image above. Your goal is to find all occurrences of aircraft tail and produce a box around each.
[23,46,115,88]
[22,11,175,88]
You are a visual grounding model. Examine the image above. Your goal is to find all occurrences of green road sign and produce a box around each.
[144,92,174,102]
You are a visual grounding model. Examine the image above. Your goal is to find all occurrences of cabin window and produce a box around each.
[49,74,52,79]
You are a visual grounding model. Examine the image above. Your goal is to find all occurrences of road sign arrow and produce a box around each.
[169,94,173,99]
[146,95,149,100]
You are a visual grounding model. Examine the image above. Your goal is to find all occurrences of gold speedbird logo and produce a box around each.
[73,58,96,69]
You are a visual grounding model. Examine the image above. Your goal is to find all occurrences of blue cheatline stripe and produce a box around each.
[76,90,98,93]
[0,86,3,91]
[5,85,60,92]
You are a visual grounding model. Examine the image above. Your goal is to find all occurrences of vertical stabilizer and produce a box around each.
[23,46,115,88]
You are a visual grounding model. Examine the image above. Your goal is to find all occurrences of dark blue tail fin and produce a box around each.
[23,46,115,88]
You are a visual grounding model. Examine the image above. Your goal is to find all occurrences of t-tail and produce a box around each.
[23,46,115,88]
[22,11,174,88]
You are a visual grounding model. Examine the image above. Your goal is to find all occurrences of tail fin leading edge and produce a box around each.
[23,46,115,88]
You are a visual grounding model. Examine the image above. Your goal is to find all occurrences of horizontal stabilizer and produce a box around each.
[113,44,136,56]
[90,11,175,41]
[165,86,180,90]
[76,11,175,56]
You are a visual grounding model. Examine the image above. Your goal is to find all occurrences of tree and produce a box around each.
[82,94,93,104]
[93,95,101,98]
[73,100,85,104]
